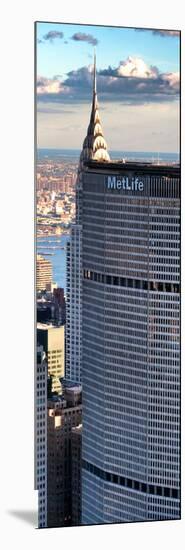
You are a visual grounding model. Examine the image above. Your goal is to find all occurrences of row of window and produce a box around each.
[82,460,180,499]
[83,270,179,293]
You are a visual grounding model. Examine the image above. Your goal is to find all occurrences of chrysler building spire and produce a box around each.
[93,49,97,94]
[78,51,110,169]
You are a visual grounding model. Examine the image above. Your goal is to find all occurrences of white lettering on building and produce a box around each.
[106,176,144,192]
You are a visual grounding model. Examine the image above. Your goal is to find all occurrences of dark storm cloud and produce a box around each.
[37,58,179,105]
[71,32,98,46]
[43,30,64,42]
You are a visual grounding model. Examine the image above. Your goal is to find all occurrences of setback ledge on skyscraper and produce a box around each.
[82,460,180,500]
[84,159,180,177]
[83,270,180,294]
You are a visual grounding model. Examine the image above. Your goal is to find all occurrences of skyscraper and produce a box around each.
[77,57,180,523]
[34,346,47,528]
[37,288,66,326]
[47,383,82,527]
[66,225,82,382]
[71,423,82,526]
[66,53,109,383]
[37,323,65,393]
[36,254,53,292]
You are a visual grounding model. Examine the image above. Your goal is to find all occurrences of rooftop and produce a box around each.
[72,424,82,433]
[84,159,180,177]
[37,322,63,330]
[60,378,82,392]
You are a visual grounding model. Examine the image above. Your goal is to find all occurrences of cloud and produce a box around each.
[161,71,179,90]
[42,30,64,42]
[37,76,70,96]
[136,28,180,37]
[53,74,63,79]
[101,57,159,79]
[152,29,180,37]
[37,105,74,114]
[37,56,179,105]
[71,32,98,45]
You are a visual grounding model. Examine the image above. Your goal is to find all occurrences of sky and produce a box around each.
[36,22,180,153]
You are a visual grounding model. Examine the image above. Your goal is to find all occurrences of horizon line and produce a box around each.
[37,147,179,154]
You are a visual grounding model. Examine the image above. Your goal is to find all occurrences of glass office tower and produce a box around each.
[66,53,180,524]
[81,162,180,523]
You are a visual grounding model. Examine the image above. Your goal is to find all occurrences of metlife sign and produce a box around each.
[105,175,144,192]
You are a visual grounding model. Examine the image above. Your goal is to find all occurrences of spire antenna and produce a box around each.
[76,49,110,168]
[93,48,97,94]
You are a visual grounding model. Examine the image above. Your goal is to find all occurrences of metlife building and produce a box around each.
[81,160,180,524]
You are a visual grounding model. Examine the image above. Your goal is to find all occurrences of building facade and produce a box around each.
[47,383,82,527]
[71,423,82,525]
[37,288,66,326]
[34,345,47,528]
[36,254,53,292]
[66,225,82,382]
[37,323,65,393]
[81,161,180,523]
[69,53,181,524]
[66,53,109,384]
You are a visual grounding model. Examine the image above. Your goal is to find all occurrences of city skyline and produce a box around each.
[35,26,181,528]
[36,22,180,152]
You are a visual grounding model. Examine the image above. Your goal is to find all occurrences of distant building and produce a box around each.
[37,323,65,393]
[37,288,66,326]
[47,383,82,527]
[34,346,47,528]
[53,287,65,306]
[53,287,66,325]
[37,176,76,193]
[37,302,52,324]
[66,225,82,382]
[71,424,82,526]
[36,254,53,292]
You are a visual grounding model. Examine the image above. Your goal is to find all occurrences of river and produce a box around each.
[37,234,69,292]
